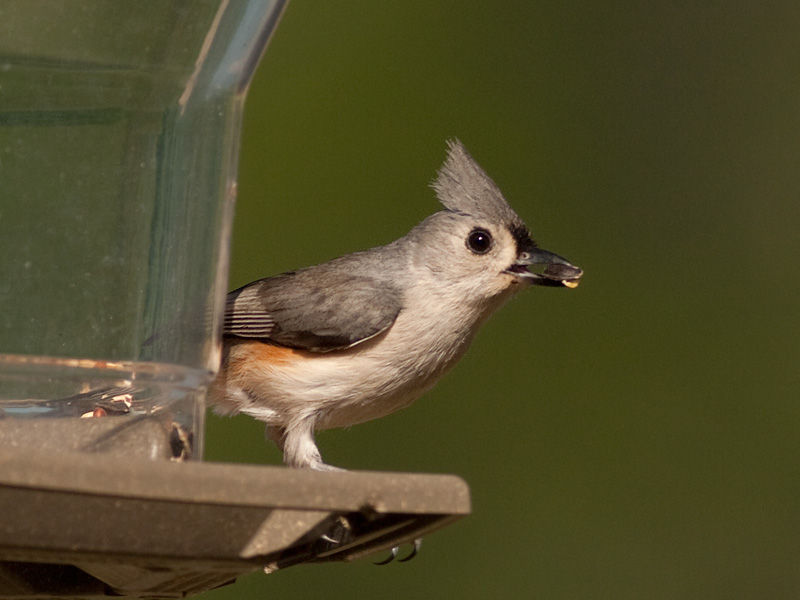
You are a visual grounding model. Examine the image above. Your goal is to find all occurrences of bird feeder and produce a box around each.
[0,2,470,597]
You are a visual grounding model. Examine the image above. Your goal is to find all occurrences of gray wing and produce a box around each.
[224,270,403,352]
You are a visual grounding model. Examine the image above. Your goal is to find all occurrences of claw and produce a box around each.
[373,545,399,565]
[398,538,423,562]
[374,538,423,565]
[319,534,340,544]
[319,516,351,547]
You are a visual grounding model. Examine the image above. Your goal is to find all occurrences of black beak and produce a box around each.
[507,247,583,288]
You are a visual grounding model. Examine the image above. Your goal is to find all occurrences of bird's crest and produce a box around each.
[432,139,526,231]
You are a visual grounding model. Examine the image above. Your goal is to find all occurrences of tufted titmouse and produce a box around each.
[209,140,582,470]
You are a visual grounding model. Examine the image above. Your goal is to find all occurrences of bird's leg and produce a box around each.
[269,420,343,471]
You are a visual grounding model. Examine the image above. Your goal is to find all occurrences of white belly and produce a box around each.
[210,310,479,431]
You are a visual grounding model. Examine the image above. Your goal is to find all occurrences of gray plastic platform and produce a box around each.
[0,448,470,598]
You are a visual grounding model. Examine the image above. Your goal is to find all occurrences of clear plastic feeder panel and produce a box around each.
[0,1,286,460]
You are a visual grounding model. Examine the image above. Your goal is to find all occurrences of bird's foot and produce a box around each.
[374,538,422,565]
[309,461,345,472]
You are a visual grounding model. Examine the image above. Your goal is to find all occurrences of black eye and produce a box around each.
[466,228,493,254]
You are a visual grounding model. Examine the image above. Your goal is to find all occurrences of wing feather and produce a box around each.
[224,270,402,352]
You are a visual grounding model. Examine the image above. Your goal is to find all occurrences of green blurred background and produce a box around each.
[203,2,800,599]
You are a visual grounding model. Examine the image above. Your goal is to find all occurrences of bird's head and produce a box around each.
[406,139,583,305]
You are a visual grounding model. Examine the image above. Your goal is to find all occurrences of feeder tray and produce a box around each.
[0,446,470,598]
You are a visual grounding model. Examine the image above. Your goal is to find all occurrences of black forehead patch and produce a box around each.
[509,222,537,252]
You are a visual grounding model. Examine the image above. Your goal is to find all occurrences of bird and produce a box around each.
[209,139,582,470]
